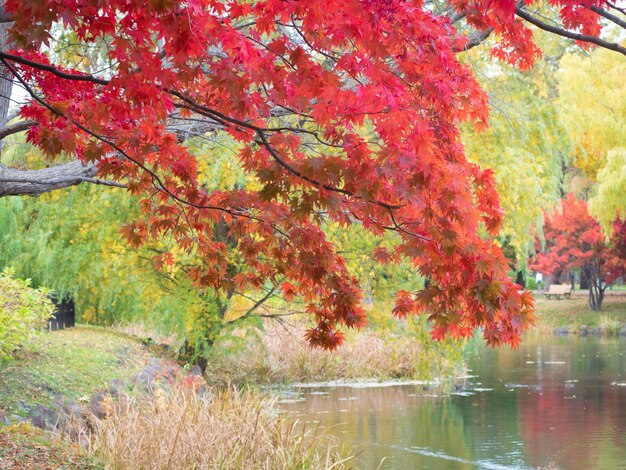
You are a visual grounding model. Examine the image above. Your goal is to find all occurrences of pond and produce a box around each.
[279,336,626,469]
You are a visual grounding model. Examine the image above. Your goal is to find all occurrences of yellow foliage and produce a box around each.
[557,49,626,180]
[589,148,626,233]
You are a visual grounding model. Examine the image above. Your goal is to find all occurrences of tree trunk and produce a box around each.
[585,267,605,311]
[580,270,589,290]
[0,3,13,132]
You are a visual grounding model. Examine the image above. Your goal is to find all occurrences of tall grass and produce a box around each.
[205,321,464,385]
[598,314,621,335]
[89,387,354,469]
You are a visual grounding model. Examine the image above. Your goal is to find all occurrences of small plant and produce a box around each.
[0,269,54,360]
[598,314,621,336]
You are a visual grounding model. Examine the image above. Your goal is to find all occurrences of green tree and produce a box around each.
[462,48,570,266]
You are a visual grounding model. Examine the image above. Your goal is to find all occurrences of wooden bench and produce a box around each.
[544,284,572,300]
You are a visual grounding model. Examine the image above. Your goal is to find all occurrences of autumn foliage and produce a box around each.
[2,0,619,348]
[531,194,626,310]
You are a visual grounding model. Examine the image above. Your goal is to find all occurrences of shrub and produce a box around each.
[0,269,54,360]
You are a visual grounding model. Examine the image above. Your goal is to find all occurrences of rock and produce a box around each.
[15,400,32,417]
[108,379,129,396]
[59,398,81,420]
[592,327,602,335]
[87,391,110,420]
[30,405,61,432]
[131,358,184,392]
[9,414,26,424]
[0,411,10,426]
[157,343,171,352]
[29,399,83,434]
[189,365,203,377]
[619,327,626,337]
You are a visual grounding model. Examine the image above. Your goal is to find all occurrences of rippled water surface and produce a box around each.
[279,336,626,469]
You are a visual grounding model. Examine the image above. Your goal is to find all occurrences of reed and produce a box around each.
[205,321,463,385]
[597,314,621,335]
[89,386,354,469]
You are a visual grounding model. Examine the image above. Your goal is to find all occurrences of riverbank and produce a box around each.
[0,326,354,469]
[534,295,626,335]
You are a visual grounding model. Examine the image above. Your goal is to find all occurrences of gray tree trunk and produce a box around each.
[0,2,13,129]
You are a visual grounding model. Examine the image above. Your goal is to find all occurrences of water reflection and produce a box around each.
[280,336,626,469]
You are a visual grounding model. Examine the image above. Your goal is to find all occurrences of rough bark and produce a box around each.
[0,160,104,196]
[0,5,12,128]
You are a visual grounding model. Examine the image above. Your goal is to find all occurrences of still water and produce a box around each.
[279,337,626,469]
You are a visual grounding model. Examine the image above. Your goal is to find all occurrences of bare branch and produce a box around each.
[515,6,626,57]
[0,50,109,85]
[590,5,626,30]
[0,119,35,140]
[236,286,279,321]
[459,28,494,51]
[0,160,101,196]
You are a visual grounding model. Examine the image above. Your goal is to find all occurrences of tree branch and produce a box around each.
[0,119,35,140]
[0,160,112,196]
[515,6,626,56]
[590,5,626,30]
[458,28,494,51]
[0,50,109,85]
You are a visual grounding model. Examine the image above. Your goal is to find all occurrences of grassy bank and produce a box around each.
[0,326,152,468]
[534,295,626,334]
[0,326,152,416]
[0,326,356,469]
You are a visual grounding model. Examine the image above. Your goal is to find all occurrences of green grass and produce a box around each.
[534,295,626,331]
[0,326,152,416]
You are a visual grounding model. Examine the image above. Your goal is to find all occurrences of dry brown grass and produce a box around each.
[89,386,354,469]
[205,321,463,385]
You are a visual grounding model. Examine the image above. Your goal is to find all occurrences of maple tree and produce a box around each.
[531,194,626,310]
[462,46,569,266]
[0,0,624,349]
